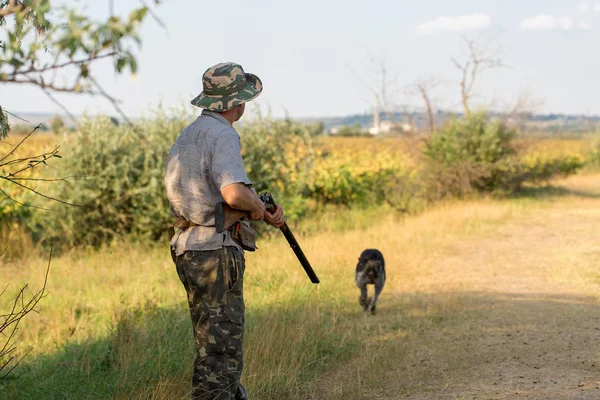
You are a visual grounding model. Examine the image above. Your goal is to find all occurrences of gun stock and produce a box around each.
[214,202,248,233]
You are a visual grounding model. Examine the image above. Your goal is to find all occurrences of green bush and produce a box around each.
[307,162,396,206]
[421,112,586,197]
[25,110,324,249]
[239,114,322,219]
[423,111,517,195]
[26,109,189,249]
[332,123,367,137]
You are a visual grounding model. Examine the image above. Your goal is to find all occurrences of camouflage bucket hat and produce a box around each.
[191,62,263,112]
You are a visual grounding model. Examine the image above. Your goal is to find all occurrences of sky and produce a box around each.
[1,0,600,119]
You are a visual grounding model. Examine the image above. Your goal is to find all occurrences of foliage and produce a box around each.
[306,150,403,207]
[25,109,188,249]
[414,112,587,199]
[1,0,162,223]
[0,0,161,135]
[0,106,8,140]
[1,110,589,251]
[50,115,63,133]
[587,140,600,170]
[424,112,515,165]
[493,152,585,192]
[331,122,367,137]
[423,111,517,196]
[239,114,322,220]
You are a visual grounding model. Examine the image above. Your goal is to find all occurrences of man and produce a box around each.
[164,62,284,400]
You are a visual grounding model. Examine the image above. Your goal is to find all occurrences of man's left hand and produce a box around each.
[264,205,285,229]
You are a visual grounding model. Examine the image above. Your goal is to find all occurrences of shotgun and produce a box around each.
[214,192,320,284]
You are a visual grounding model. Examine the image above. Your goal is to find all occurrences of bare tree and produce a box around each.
[451,36,504,117]
[406,76,441,135]
[346,48,408,133]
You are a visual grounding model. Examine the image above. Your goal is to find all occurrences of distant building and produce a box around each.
[369,120,412,135]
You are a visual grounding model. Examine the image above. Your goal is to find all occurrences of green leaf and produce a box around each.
[129,7,148,24]
[128,57,138,74]
[116,57,126,73]
[0,105,9,140]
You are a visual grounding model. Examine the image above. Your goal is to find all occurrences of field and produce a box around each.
[1,134,600,399]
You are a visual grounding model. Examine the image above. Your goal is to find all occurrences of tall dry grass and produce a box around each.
[1,133,599,399]
[0,184,539,399]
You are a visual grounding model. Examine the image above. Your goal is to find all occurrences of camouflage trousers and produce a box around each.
[175,247,247,400]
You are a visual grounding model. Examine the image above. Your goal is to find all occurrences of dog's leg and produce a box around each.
[369,282,384,315]
[358,284,369,311]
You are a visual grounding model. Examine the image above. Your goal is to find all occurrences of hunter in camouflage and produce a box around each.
[166,62,283,400]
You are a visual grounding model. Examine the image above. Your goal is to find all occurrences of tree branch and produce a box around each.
[0,187,48,209]
[0,250,51,378]
[0,0,25,18]
[0,124,40,164]
[2,177,81,207]
[40,89,80,129]
[88,76,150,143]
[6,52,117,79]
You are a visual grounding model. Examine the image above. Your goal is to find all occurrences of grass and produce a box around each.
[1,130,600,399]
[2,173,598,399]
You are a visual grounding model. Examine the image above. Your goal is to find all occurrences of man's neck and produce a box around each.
[222,113,236,125]
[220,109,238,125]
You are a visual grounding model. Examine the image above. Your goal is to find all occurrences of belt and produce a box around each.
[168,219,199,242]
[168,219,201,264]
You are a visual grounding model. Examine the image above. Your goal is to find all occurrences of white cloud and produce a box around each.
[559,16,574,30]
[521,15,560,30]
[416,14,491,35]
[595,3,600,12]
[580,2,589,13]
[521,15,590,30]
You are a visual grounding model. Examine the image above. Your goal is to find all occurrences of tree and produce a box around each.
[0,0,161,207]
[0,0,162,132]
[346,48,410,134]
[406,76,441,135]
[50,114,64,133]
[450,36,504,118]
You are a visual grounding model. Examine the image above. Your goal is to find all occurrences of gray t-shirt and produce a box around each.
[164,110,252,255]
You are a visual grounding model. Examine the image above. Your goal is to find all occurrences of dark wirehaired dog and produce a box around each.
[355,249,386,315]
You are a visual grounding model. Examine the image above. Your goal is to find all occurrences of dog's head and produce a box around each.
[364,259,382,279]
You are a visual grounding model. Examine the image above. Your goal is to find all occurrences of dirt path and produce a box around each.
[389,181,600,399]
[320,176,600,400]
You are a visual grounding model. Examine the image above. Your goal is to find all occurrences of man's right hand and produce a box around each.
[249,200,266,221]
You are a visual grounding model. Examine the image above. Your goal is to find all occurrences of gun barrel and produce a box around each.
[260,192,320,284]
[279,222,320,284]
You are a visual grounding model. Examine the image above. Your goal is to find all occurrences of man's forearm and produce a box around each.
[221,183,263,213]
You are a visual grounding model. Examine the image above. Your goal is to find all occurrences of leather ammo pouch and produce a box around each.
[231,220,258,252]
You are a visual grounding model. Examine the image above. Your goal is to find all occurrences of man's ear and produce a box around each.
[237,103,246,119]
